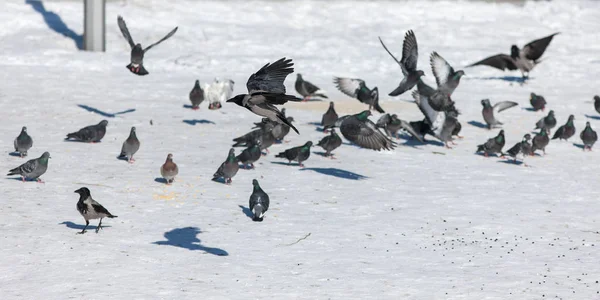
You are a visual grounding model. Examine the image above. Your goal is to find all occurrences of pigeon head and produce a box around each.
[297,74,303,80]
[131,126,136,133]
[357,110,372,121]
[567,115,575,123]
[304,141,313,148]
[329,101,335,108]
[548,110,555,117]
[99,120,109,127]
[228,148,236,158]
[194,79,200,87]
[416,70,426,78]
[585,121,592,129]
[454,70,465,80]
[252,179,262,190]
[523,134,532,141]
[74,187,91,198]
[330,128,337,135]
[287,116,295,123]
[595,95,600,103]
[481,99,491,107]
[41,152,51,159]
[21,126,27,132]
[166,153,174,161]
[226,94,246,106]
[510,45,519,58]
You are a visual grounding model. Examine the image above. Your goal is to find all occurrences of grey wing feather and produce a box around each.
[117,16,135,48]
[18,159,38,175]
[399,120,425,143]
[333,77,363,98]
[430,52,453,88]
[144,26,178,52]
[401,30,418,72]
[522,33,560,61]
[376,114,391,128]
[412,90,439,126]
[467,54,517,71]
[247,58,294,94]
[378,37,407,75]
[493,101,518,113]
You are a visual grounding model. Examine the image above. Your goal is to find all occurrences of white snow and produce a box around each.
[1,0,600,299]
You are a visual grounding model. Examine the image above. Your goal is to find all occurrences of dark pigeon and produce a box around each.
[580,122,598,151]
[118,126,140,163]
[75,187,118,234]
[552,115,575,141]
[376,113,424,142]
[504,134,532,165]
[329,111,396,151]
[530,93,547,111]
[378,30,425,96]
[14,126,33,157]
[594,96,600,115]
[534,110,557,133]
[413,90,459,148]
[233,124,275,154]
[481,99,518,129]
[275,141,313,167]
[213,148,240,184]
[7,151,50,183]
[476,130,505,157]
[321,101,339,132]
[249,179,270,222]
[295,74,327,101]
[236,141,262,169]
[333,77,384,113]
[189,80,205,110]
[531,129,550,155]
[66,120,108,143]
[317,129,343,158]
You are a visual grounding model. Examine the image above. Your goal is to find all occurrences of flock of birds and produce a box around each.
[6,16,600,233]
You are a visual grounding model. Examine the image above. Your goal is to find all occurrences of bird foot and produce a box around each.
[329,155,337,160]
[456,135,464,139]
[444,143,453,149]
[128,158,135,164]
[95,226,103,233]
[302,97,310,102]
[299,163,305,168]
[192,107,199,110]
[250,164,255,169]
[77,230,86,235]
[36,178,45,184]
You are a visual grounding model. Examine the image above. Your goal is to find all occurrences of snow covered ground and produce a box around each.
[1,0,600,299]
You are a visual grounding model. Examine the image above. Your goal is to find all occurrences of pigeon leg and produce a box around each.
[456,135,464,139]
[78,220,89,234]
[444,142,453,149]
[226,178,232,185]
[302,96,310,102]
[21,176,25,182]
[128,157,135,164]
[250,163,255,169]
[96,218,103,233]
[484,153,488,157]
[192,107,199,111]
[36,178,45,184]
[299,163,305,168]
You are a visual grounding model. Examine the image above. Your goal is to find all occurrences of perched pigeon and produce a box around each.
[236,141,262,169]
[580,122,598,151]
[530,93,547,111]
[7,151,50,182]
[317,129,343,158]
[594,96,600,115]
[552,115,575,141]
[413,90,459,148]
[213,148,239,184]
[189,80,205,110]
[260,112,294,142]
[249,179,270,222]
[160,153,178,184]
[13,126,33,157]
[376,113,424,142]
[427,52,465,111]
[328,111,396,151]
[467,33,560,78]
[118,126,140,163]
[535,110,557,132]
[75,187,117,234]
[117,16,178,76]
[321,101,339,132]
[333,77,384,113]
[481,99,518,129]
[226,58,301,133]
[66,120,108,143]
[531,129,550,155]
[233,124,275,154]
[378,31,425,96]
[476,130,505,157]
[504,134,532,165]
[295,74,328,101]
[275,141,313,167]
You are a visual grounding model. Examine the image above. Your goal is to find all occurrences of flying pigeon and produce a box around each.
[534,110,557,133]
[466,33,560,78]
[118,126,140,163]
[66,120,108,143]
[249,179,270,222]
[160,153,178,184]
[226,58,301,133]
[378,31,425,96]
[213,148,239,184]
[328,111,396,151]
[375,113,424,142]
[13,126,33,157]
[117,16,178,76]
[427,52,465,111]
[530,93,547,111]
[275,141,313,167]
[189,80,205,110]
[317,129,343,158]
[412,90,459,148]
[531,129,550,155]
[75,187,117,234]
[580,122,598,151]
[476,130,505,157]
[295,74,328,101]
[7,151,50,183]
[504,134,532,166]
[236,141,262,169]
[552,115,575,141]
[594,96,600,115]
[481,99,518,129]
[333,77,384,113]
[321,101,339,133]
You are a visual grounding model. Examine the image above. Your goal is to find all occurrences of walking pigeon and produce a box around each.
[328,111,396,151]
[481,99,518,129]
[534,110,557,132]
[530,93,547,111]
[504,134,532,165]
[213,148,239,184]
[75,187,117,234]
[378,30,425,96]
[160,153,178,184]
[7,151,50,182]
[321,101,339,132]
[66,120,108,143]
[531,129,550,155]
[189,80,205,110]
[317,129,343,158]
[552,115,575,141]
[233,124,275,154]
[295,74,327,101]
[476,130,505,157]
[333,77,384,113]
[118,126,140,163]
[13,126,33,157]
[580,122,598,151]
[236,141,262,169]
[427,52,465,111]
[275,141,313,167]
[249,179,270,222]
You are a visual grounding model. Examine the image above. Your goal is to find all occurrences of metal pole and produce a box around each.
[83,0,106,52]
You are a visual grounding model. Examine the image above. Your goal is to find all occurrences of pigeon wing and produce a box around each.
[412,90,439,127]
[378,37,408,75]
[302,80,321,94]
[376,114,391,128]
[117,16,135,48]
[493,101,518,114]
[401,30,419,72]
[333,77,363,98]
[522,33,560,61]
[143,26,178,52]
[247,58,294,94]
[466,54,517,71]
[399,119,425,143]
[430,52,454,88]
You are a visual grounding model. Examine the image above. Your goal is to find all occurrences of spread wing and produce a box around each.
[144,26,178,52]
[333,77,363,98]
[376,114,391,128]
[466,54,517,71]
[401,30,418,72]
[522,33,560,61]
[412,90,439,126]
[117,16,135,48]
[378,37,407,75]
[430,52,454,88]
[399,119,425,143]
[342,118,395,151]
[493,101,518,114]
[247,58,294,94]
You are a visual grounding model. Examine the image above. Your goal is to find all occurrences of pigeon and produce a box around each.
[466,33,560,78]
[160,153,178,184]
[205,78,235,110]
[580,122,598,151]
[328,111,396,151]
[117,16,178,76]
[213,148,239,184]
[427,52,465,111]
[236,141,262,169]
[476,130,505,157]
[409,119,432,142]
[295,74,328,101]
[275,141,313,167]
[552,115,575,141]
[504,134,532,165]
[375,113,424,142]
[530,93,547,111]
[75,187,117,234]
[481,99,518,129]
[249,179,270,222]
[534,110,557,132]
[189,80,204,110]
[321,101,339,132]
[594,96,600,115]
[233,124,275,154]
[13,126,33,157]
[317,129,343,158]
[226,58,301,133]
[118,126,140,163]
[413,90,459,148]
[531,129,550,155]
[521,134,533,157]
[333,77,384,113]
[66,120,108,143]
[260,112,294,142]
[452,120,463,139]
[7,151,50,183]
[378,31,425,96]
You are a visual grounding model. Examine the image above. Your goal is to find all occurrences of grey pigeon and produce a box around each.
[321,101,339,132]
[189,80,205,110]
[428,52,465,111]
[531,129,550,155]
[317,129,343,158]
[213,148,239,184]
[530,93,547,111]
[534,110,557,132]
[580,122,598,151]
[117,16,178,76]
[249,179,270,222]
[13,126,33,157]
[378,30,425,96]
[295,74,327,101]
[271,117,294,142]
[329,111,396,151]
[66,120,108,143]
[594,96,600,114]
[333,77,384,113]
[521,134,533,157]
[75,187,117,234]
[119,126,140,163]
[476,130,505,157]
[376,114,424,142]
[452,120,463,139]
[481,99,518,129]
[160,153,178,184]
[413,90,459,148]
[467,33,560,78]
[275,141,313,167]
[233,124,275,154]
[226,58,301,133]
[236,141,262,169]
[7,151,50,182]
[504,134,532,165]
[552,115,575,141]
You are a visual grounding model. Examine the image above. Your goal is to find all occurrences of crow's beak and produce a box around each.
[226,98,234,103]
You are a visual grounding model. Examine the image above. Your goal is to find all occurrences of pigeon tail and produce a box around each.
[388,85,408,97]
[7,168,20,176]
[476,145,484,153]
[107,214,118,218]
[372,97,385,113]
[126,63,149,76]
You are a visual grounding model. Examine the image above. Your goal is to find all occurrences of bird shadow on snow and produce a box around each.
[300,167,368,180]
[77,104,136,118]
[312,151,334,158]
[584,114,600,121]
[467,76,529,84]
[523,107,538,112]
[270,161,303,167]
[497,159,524,166]
[468,121,488,129]
[238,205,254,219]
[153,227,229,256]
[8,152,23,157]
[59,221,111,231]
[182,119,216,125]
[572,143,585,150]
[154,177,168,184]
[25,0,83,50]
